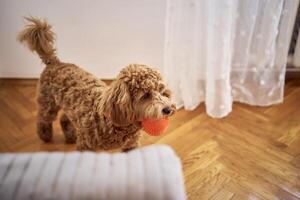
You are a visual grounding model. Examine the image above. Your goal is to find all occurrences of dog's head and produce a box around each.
[103,64,176,126]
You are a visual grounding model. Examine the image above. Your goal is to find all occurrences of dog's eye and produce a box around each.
[162,89,171,98]
[141,92,151,100]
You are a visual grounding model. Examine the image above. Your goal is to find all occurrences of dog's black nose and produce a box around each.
[162,107,172,115]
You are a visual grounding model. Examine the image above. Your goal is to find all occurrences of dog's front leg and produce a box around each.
[76,129,95,151]
[122,132,141,152]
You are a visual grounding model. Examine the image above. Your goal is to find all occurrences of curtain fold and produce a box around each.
[163,0,299,118]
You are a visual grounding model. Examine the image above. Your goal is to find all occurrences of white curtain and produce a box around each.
[292,32,300,67]
[163,0,299,118]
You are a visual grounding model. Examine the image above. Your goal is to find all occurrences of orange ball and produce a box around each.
[142,118,169,136]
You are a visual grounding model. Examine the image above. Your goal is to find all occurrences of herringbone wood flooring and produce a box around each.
[0,79,300,200]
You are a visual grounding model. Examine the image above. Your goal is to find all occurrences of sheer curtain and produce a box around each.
[163,0,299,118]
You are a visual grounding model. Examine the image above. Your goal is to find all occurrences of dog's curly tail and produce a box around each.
[18,16,59,65]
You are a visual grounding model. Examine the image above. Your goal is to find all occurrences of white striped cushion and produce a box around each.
[0,145,186,200]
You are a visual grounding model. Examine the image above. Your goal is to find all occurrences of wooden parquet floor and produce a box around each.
[0,79,300,200]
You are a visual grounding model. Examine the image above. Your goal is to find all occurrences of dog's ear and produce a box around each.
[103,79,134,125]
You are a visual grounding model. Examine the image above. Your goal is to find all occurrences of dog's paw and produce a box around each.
[65,135,77,144]
[37,122,53,142]
[122,146,137,152]
[76,143,93,151]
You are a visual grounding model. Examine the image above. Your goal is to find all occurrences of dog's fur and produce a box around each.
[18,17,175,151]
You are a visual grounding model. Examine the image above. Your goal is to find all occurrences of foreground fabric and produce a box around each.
[0,145,186,200]
[163,0,299,118]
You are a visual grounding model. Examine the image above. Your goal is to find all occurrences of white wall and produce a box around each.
[0,0,166,78]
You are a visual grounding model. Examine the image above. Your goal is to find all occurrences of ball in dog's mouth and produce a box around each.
[141,118,169,136]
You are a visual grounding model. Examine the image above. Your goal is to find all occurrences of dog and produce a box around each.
[18,17,176,151]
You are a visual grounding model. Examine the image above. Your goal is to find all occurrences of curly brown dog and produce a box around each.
[18,17,175,151]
